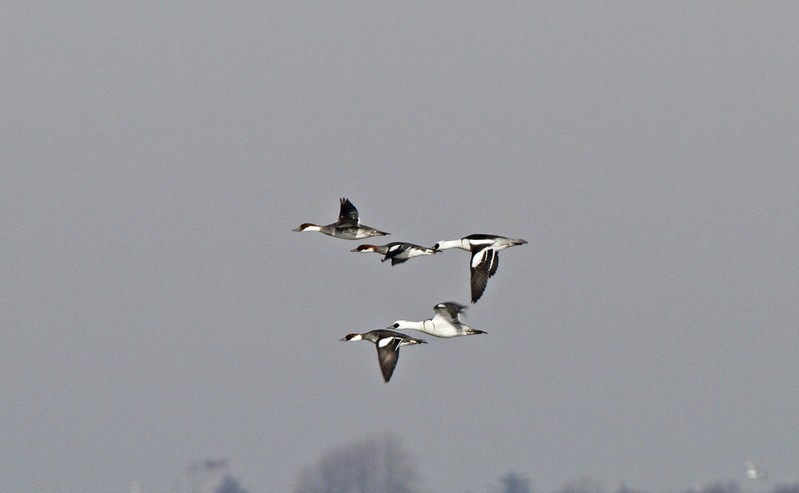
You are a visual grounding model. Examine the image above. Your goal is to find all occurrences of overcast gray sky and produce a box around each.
[2,2,798,492]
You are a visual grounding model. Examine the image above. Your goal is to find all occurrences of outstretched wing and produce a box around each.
[375,337,402,382]
[338,198,360,225]
[488,250,499,277]
[470,248,497,303]
[434,302,468,322]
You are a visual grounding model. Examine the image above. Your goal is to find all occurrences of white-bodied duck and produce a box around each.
[434,234,527,303]
[391,302,485,338]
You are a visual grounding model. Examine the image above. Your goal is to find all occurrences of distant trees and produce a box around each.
[695,481,740,493]
[774,484,799,493]
[292,435,420,493]
[215,475,247,493]
[180,458,247,493]
[497,471,532,493]
[176,447,799,493]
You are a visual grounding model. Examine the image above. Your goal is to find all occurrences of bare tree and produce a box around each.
[179,459,247,493]
[496,471,532,493]
[293,435,420,493]
[216,475,247,493]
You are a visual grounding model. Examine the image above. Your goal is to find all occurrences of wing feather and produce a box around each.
[470,249,496,303]
[375,338,401,382]
[338,198,360,225]
[434,302,467,321]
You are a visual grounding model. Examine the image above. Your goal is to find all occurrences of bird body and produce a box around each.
[351,242,436,265]
[392,302,485,338]
[294,198,389,239]
[341,329,426,382]
[434,234,527,303]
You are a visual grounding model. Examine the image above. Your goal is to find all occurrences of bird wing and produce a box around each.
[470,248,497,302]
[338,198,360,225]
[384,242,408,259]
[464,233,502,243]
[434,302,467,322]
[489,250,499,276]
[375,337,402,382]
[383,242,409,265]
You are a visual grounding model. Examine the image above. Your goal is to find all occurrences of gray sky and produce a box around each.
[2,2,798,492]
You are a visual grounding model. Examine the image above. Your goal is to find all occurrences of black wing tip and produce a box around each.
[380,362,396,382]
[470,273,489,303]
[470,282,487,302]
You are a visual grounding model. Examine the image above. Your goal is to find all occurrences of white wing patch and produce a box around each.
[472,248,496,270]
[378,337,397,348]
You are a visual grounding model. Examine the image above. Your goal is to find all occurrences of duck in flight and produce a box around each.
[341,329,426,382]
[434,234,527,303]
[391,302,485,338]
[351,242,436,265]
[293,198,389,239]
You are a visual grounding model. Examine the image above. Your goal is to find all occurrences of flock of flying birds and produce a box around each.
[292,200,780,483]
[294,198,527,382]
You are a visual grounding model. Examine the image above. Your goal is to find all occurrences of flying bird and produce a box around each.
[434,234,527,303]
[391,302,485,338]
[293,198,389,239]
[351,242,436,265]
[341,329,426,382]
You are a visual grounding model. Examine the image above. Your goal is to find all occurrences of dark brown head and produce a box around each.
[293,223,320,232]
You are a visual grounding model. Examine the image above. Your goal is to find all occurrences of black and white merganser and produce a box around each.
[391,302,485,338]
[434,234,528,303]
[351,242,436,265]
[293,198,389,239]
[341,329,426,382]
